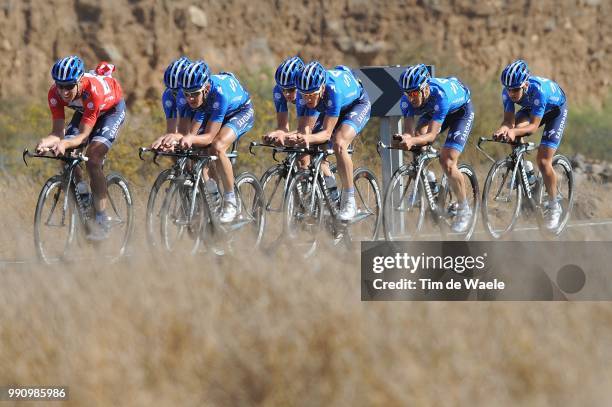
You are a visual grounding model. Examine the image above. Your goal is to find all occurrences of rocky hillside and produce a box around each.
[0,0,609,104]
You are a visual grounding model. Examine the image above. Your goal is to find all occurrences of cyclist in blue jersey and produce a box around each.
[395,64,475,233]
[263,57,338,195]
[493,60,568,229]
[264,56,319,146]
[152,57,191,150]
[294,61,371,221]
[160,60,255,223]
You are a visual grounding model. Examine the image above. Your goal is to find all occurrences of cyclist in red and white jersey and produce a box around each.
[36,56,127,239]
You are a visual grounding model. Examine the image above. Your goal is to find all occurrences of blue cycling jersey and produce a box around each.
[302,66,363,118]
[273,84,318,117]
[400,77,471,122]
[502,76,566,117]
[183,72,251,124]
[161,88,189,119]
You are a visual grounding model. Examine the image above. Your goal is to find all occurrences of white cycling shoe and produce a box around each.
[451,206,472,233]
[87,215,112,241]
[220,201,237,223]
[544,201,562,230]
[337,199,356,221]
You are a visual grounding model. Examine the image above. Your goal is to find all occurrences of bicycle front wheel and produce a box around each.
[34,176,77,264]
[283,170,324,254]
[482,159,521,240]
[382,168,426,241]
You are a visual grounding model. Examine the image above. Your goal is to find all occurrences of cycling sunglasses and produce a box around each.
[300,89,322,98]
[404,89,421,98]
[506,86,524,92]
[184,89,203,98]
[56,82,77,91]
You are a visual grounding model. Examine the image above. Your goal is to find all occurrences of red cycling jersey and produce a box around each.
[47,73,123,127]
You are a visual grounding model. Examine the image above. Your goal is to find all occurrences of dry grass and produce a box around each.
[1,178,612,406]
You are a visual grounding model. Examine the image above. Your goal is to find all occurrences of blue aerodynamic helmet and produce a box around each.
[275,56,305,89]
[164,56,191,90]
[297,61,327,93]
[501,60,530,88]
[51,55,85,85]
[180,60,211,92]
[398,64,430,92]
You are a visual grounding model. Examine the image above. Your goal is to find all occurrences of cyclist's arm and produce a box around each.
[495,111,515,133]
[512,114,542,137]
[276,112,290,133]
[165,118,178,134]
[191,120,222,147]
[36,119,64,152]
[50,119,65,138]
[413,120,442,146]
[297,115,318,133]
[177,117,191,135]
[401,116,416,137]
[62,122,94,149]
[305,115,337,144]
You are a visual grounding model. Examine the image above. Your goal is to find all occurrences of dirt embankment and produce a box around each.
[0,0,609,104]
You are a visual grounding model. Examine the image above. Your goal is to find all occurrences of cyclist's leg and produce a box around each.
[439,102,474,203]
[333,92,371,191]
[87,100,127,216]
[537,104,568,202]
[86,141,110,212]
[213,102,255,221]
[212,127,238,194]
[332,124,357,190]
[334,93,371,219]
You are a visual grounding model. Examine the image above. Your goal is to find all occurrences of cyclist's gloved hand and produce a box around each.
[399,135,415,150]
[52,139,70,157]
[504,129,517,143]
[296,133,310,149]
[179,135,194,150]
[161,133,182,149]
[493,127,509,141]
[152,134,170,150]
[36,135,60,154]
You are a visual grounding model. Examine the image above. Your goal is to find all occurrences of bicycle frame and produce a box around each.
[250,142,301,209]
[23,148,91,226]
[477,137,538,207]
[377,142,441,216]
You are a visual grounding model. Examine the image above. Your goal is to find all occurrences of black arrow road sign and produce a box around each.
[354,65,435,117]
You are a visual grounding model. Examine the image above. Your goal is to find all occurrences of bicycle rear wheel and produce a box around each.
[259,164,288,251]
[382,167,426,241]
[100,172,134,260]
[160,180,207,254]
[34,176,77,264]
[537,155,574,238]
[349,167,381,242]
[283,170,324,255]
[482,159,521,239]
[230,172,265,250]
[146,169,175,249]
[438,164,479,240]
